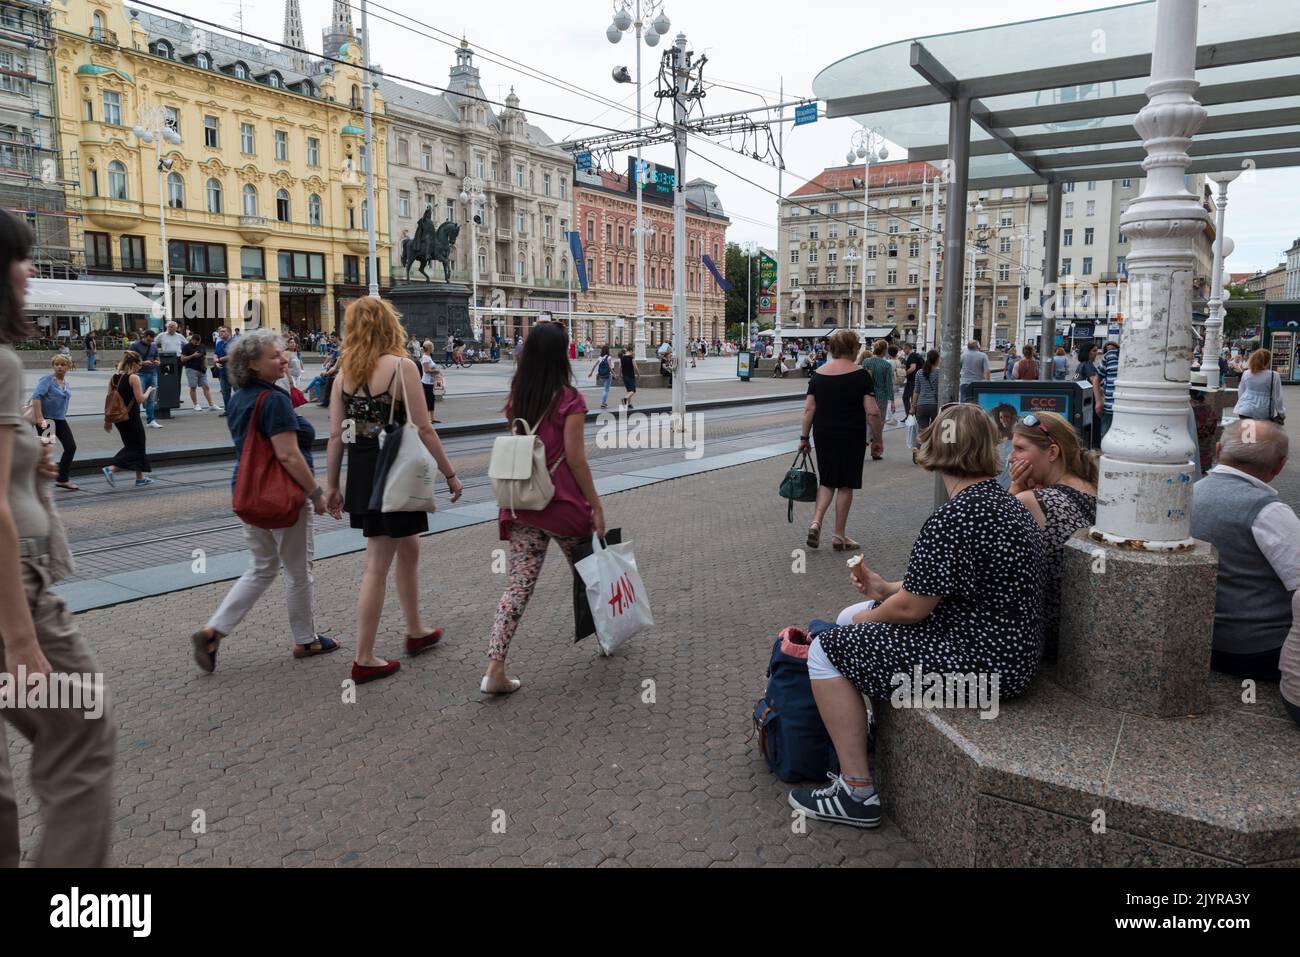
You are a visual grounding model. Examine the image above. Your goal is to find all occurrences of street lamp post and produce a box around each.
[925,172,940,349]
[132,107,182,325]
[360,0,379,297]
[1202,170,1240,387]
[1094,0,1208,548]
[964,201,986,344]
[847,129,887,341]
[459,177,485,341]
[742,240,757,348]
[608,0,671,361]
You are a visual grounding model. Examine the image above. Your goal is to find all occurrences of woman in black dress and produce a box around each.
[787,404,1046,830]
[101,350,154,488]
[325,297,464,685]
[798,328,882,551]
[618,348,637,409]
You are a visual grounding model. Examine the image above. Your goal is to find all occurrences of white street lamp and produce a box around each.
[132,107,182,326]
[607,0,670,359]
[1202,169,1241,386]
[848,128,887,341]
[460,176,486,342]
[742,240,758,349]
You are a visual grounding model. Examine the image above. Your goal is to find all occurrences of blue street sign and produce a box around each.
[794,103,818,127]
[576,152,593,171]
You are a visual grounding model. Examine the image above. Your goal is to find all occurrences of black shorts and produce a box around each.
[623,375,636,392]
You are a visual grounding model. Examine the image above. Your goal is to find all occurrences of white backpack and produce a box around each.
[490,416,563,515]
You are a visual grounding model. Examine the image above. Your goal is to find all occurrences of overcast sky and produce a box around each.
[149,0,1299,274]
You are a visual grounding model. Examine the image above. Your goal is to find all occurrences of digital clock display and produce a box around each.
[627,158,676,198]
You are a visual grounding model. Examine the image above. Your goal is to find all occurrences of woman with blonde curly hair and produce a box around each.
[325,298,464,684]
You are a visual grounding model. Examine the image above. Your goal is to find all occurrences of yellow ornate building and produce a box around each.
[51,0,389,335]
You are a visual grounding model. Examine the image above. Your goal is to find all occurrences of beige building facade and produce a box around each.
[379,42,574,340]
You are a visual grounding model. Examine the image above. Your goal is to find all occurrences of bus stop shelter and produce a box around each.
[813,0,1300,398]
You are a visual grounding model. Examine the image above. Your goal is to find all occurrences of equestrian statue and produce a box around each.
[401,207,460,283]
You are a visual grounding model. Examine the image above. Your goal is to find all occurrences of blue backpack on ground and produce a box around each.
[752,621,839,783]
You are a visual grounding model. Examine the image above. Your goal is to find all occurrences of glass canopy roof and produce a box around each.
[812,0,1300,188]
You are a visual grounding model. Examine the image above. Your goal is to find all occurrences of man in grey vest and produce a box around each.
[1191,420,1299,680]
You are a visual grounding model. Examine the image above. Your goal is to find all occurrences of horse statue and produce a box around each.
[401,208,460,282]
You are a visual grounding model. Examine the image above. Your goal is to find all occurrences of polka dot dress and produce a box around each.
[818,480,1047,699]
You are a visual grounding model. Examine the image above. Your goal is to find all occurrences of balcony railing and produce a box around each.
[89,28,119,45]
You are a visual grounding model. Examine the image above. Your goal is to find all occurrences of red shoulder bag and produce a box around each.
[232,390,306,529]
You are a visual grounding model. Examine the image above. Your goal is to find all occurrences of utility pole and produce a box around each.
[774,76,784,352]
[925,172,940,350]
[670,32,688,423]
[746,243,753,346]
[360,0,379,297]
[918,169,927,347]
[634,4,648,359]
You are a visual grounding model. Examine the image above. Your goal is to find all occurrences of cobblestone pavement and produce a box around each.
[8,419,931,867]
[17,403,1295,867]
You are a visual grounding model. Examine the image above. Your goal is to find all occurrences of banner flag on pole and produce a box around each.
[567,231,589,293]
[701,254,731,292]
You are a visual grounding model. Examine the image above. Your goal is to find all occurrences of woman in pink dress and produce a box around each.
[484,322,608,694]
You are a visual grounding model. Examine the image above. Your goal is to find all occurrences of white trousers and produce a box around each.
[807,600,879,681]
[208,504,316,644]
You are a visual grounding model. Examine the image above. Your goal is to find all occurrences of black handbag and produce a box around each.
[778,450,818,523]
[572,527,622,642]
[1269,372,1286,425]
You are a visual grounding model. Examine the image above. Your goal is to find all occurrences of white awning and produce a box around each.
[764,327,847,338]
[25,279,159,316]
[861,325,898,339]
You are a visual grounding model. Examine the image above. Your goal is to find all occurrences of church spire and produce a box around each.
[332,0,354,37]
[322,0,362,60]
[282,0,308,73]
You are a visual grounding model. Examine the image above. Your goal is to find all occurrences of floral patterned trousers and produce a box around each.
[488,523,583,661]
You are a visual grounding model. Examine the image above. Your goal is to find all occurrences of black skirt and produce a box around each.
[110,414,151,473]
[812,428,865,490]
[344,437,429,539]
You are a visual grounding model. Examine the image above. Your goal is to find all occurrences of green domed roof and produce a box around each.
[341,125,365,135]
[77,64,133,82]
[338,41,353,57]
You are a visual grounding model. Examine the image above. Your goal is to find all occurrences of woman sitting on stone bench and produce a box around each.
[1005,410,1098,660]
[788,403,1046,830]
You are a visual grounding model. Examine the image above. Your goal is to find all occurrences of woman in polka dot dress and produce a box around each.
[788,404,1046,829]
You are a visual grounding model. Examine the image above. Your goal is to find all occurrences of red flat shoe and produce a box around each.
[351,659,401,684]
[404,628,442,656]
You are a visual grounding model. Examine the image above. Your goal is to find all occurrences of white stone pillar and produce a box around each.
[1200,171,1239,385]
[1093,0,1208,548]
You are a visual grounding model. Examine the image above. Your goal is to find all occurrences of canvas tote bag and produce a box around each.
[368,357,441,513]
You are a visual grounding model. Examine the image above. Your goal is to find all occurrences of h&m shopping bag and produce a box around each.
[574,533,653,656]
[572,527,622,642]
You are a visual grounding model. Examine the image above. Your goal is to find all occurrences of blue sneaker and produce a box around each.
[102,466,116,488]
[135,477,156,487]
[788,773,882,829]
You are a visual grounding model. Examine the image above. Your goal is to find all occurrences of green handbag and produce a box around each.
[779,450,819,522]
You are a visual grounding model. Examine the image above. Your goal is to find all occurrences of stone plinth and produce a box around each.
[384,282,472,344]
[1057,532,1218,718]
[874,669,1300,867]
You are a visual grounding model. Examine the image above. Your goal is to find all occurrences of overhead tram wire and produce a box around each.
[345,0,649,127]
[132,3,1027,277]
[123,1,634,136]
[368,0,1033,283]
[685,140,1038,279]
